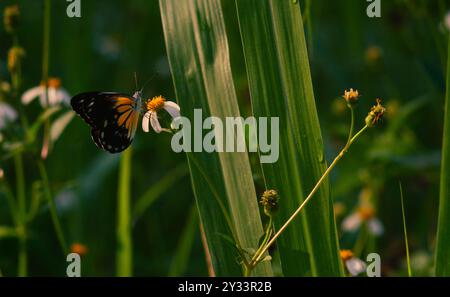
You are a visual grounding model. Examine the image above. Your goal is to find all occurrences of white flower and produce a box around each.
[142,95,180,133]
[21,77,70,107]
[0,101,18,130]
[445,11,450,31]
[341,205,384,236]
[340,250,367,276]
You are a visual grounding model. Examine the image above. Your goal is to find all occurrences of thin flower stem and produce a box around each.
[0,181,19,226]
[37,160,68,255]
[251,125,369,266]
[41,0,52,158]
[399,182,412,277]
[346,107,355,147]
[13,153,27,276]
[42,0,51,90]
[117,148,133,276]
[352,225,368,257]
[244,217,273,277]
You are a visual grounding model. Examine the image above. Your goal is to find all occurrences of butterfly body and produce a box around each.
[71,91,143,153]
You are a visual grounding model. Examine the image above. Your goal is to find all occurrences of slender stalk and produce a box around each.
[14,153,27,277]
[1,181,19,226]
[244,217,273,277]
[399,182,412,277]
[251,125,369,267]
[116,148,133,276]
[41,0,52,158]
[353,226,368,257]
[42,0,51,89]
[37,160,68,255]
[346,107,355,147]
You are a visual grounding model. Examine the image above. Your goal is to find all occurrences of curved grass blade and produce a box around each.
[436,37,450,276]
[159,0,272,276]
[235,0,343,276]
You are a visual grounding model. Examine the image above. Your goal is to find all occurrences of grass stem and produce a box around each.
[38,160,68,255]
[116,148,133,276]
[399,182,412,277]
[251,124,369,268]
[14,153,27,277]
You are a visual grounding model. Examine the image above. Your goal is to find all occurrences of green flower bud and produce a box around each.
[365,99,386,127]
[260,189,279,218]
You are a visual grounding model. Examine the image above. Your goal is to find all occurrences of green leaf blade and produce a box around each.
[159,0,272,276]
[436,37,450,276]
[235,0,343,276]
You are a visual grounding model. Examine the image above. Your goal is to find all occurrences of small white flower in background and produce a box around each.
[341,205,384,236]
[340,250,366,276]
[22,77,70,107]
[0,101,18,130]
[142,95,180,133]
[445,11,450,31]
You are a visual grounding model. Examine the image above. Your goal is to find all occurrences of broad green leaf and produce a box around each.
[235,0,343,276]
[159,0,272,276]
[436,37,450,276]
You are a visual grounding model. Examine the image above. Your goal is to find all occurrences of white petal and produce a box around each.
[346,257,367,276]
[48,88,58,106]
[0,102,17,129]
[368,218,384,236]
[150,111,162,133]
[445,11,450,31]
[50,111,75,142]
[53,88,71,106]
[341,212,362,232]
[142,111,151,132]
[21,86,44,105]
[0,102,18,121]
[58,88,72,106]
[163,101,180,119]
[39,92,48,107]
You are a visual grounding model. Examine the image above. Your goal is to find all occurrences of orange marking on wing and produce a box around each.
[114,96,134,106]
[117,110,131,126]
[116,105,131,113]
[128,110,140,138]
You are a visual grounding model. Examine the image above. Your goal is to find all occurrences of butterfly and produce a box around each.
[71,91,143,153]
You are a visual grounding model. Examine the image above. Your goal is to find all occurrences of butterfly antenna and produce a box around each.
[134,72,139,91]
[139,72,159,93]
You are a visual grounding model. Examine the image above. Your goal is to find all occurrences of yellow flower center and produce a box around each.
[340,249,354,261]
[343,88,359,103]
[146,95,165,112]
[358,206,375,220]
[40,77,61,88]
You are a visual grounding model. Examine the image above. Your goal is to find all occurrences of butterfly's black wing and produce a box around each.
[71,92,140,153]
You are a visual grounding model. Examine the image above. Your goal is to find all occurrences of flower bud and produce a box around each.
[7,46,25,75]
[260,189,279,218]
[365,98,386,127]
[3,5,20,33]
[343,88,360,107]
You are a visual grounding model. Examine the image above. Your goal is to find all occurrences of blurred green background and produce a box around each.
[0,0,448,276]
